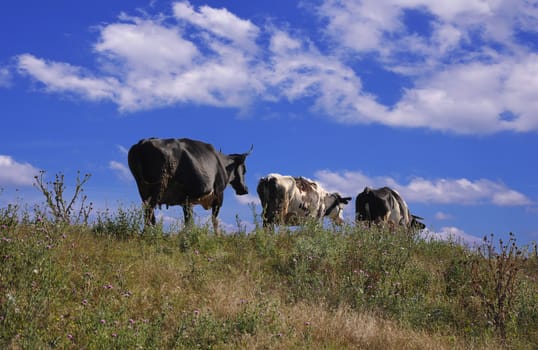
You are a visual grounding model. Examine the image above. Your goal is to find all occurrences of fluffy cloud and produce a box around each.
[0,155,40,186]
[385,56,538,133]
[422,226,483,246]
[14,1,538,133]
[318,0,537,60]
[314,169,532,206]
[17,54,119,101]
[173,2,259,52]
[317,0,538,133]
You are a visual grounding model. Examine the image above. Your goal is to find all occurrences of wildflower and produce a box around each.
[103,284,113,289]
[111,333,117,338]
[100,319,106,325]
[81,299,88,306]
[304,321,311,326]
[193,309,200,317]
[67,334,74,340]
[128,318,135,325]
[194,250,199,255]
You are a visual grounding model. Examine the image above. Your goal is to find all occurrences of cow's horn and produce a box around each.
[245,144,254,155]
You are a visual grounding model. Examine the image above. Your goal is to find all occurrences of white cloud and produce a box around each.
[117,145,129,155]
[314,169,533,206]
[434,211,453,220]
[13,1,538,133]
[318,0,536,60]
[385,56,538,133]
[109,161,132,182]
[95,19,199,74]
[422,226,483,246]
[263,29,379,120]
[235,193,260,206]
[0,155,40,186]
[17,4,264,112]
[173,1,259,52]
[316,0,538,133]
[0,67,11,87]
[17,54,119,101]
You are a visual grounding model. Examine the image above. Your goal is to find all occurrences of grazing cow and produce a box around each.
[257,173,352,227]
[355,186,425,230]
[128,137,252,233]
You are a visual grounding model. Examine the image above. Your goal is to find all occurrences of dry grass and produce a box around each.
[0,218,536,349]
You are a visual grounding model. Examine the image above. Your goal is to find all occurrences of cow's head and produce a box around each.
[228,146,253,196]
[324,193,352,225]
[411,215,426,230]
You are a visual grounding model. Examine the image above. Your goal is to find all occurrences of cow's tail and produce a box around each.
[128,142,168,207]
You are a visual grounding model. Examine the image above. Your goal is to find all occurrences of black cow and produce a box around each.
[355,186,425,230]
[128,138,252,233]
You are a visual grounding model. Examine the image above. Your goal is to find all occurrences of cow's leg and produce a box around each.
[143,199,156,226]
[183,204,194,229]
[281,199,288,225]
[211,205,221,235]
[261,204,274,231]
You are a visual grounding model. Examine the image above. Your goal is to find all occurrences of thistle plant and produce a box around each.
[470,233,522,343]
[33,170,93,225]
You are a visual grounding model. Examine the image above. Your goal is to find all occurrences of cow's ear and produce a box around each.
[342,196,352,204]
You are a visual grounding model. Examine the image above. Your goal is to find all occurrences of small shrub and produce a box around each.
[469,233,523,343]
[33,171,92,225]
[0,189,19,229]
[92,206,145,239]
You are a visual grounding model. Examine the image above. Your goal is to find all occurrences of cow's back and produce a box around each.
[290,177,323,218]
[356,186,418,228]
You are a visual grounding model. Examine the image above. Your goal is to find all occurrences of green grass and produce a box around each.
[1,203,537,349]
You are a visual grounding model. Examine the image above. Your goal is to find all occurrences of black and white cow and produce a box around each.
[257,173,352,227]
[355,186,425,230]
[128,137,252,233]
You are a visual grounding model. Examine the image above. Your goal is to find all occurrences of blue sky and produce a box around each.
[1,0,537,245]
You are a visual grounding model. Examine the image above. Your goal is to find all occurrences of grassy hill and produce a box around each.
[0,174,537,349]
